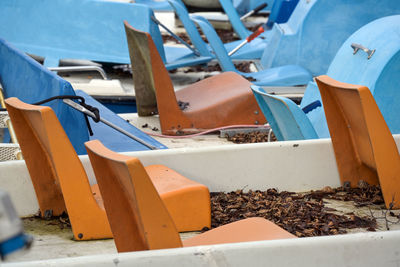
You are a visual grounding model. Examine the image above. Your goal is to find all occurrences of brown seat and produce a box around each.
[316,75,400,209]
[5,97,211,240]
[124,21,266,135]
[85,140,296,253]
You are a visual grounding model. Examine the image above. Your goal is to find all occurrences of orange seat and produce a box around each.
[316,75,400,209]
[5,97,211,240]
[85,140,296,253]
[124,21,266,135]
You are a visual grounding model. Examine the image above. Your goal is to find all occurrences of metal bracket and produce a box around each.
[351,43,375,59]
[48,66,109,80]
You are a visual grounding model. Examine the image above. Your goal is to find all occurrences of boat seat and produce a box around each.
[85,140,297,253]
[4,97,211,240]
[316,75,400,209]
[251,85,318,141]
[124,22,266,135]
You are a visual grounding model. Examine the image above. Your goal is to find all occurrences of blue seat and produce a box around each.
[0,0,211,70]
[252,15,400,141]
[191,15,312,86]
[220,0,299,39]
[0,38,167,154]
[168,0,267,61]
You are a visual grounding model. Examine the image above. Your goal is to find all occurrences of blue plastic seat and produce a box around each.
[220,0,299,40]
[0,38,167,154]
[191,15,312,86]
[169,0,268,61]
[252,15,400,141]
[0,0,211,70]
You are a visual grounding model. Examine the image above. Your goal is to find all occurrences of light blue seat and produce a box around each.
[220,0,299,39]
[251,86,317,140]
[0,38,167,154]
[0,0,211,70]
[252,15,400,141]
[191,15,312,86]
[168,0,267,61]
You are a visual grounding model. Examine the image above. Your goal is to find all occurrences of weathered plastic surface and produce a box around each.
[191,15,312,86]
[317,75,400,209]
[220,0,299,39]
[125,22,266,135]
[253,16,400,141]
[302,15,400,138]
[5,97,112,240]
[85,140,295,252]
[0,0,209,70]
[251,86,317,141]
[0,38,166,154]
[169,0,267,61]
[260,0,400,76]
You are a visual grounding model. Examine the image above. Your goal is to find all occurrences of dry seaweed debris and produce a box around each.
[210,183,382,237]
[226,131,277,143]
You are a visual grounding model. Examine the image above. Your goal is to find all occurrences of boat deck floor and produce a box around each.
[6,192,400,263]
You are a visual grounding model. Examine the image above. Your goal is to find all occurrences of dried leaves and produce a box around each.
[210,185,380,237]
[226,131,277,143]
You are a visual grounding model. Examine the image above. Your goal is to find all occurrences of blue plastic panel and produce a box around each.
[0,0,202,70]
[260,0,400,76]
[0,38,167,154]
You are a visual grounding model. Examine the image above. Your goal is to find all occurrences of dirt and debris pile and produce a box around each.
[210,183,383,237]
[226,131,277,143]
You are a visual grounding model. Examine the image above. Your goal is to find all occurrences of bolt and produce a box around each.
[254,120,259,125]
[78,233,83,239]
[254,110,259,115]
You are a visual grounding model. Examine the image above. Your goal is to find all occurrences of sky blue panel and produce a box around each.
[302,15,400,137]
[0,0,205,70]
[260,0,400,76]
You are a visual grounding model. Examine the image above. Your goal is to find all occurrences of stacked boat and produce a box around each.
[0,0,399,265]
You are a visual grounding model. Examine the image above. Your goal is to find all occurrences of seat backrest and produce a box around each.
[219,0,251,39]
[0,0,166,66]
[251,85,317,141]
[4,97,91,216]
[190,16,237,72]
[316,75,400,209]
[85,140,182,252]
[0,38,88,154]
[167,0,211,56]
[124,21,186,126]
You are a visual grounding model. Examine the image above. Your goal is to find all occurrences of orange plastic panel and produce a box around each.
[85,140,183,252]
[5,97,112,240]
[316,75,400,209]
[124,21,266,135]
[86,140,296,253]
[183,217,296,247]
[146,165,211,231]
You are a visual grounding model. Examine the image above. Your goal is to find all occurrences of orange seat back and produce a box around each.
[316,75,400,209]
[85,140,183,252]
[5,97,111,239]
